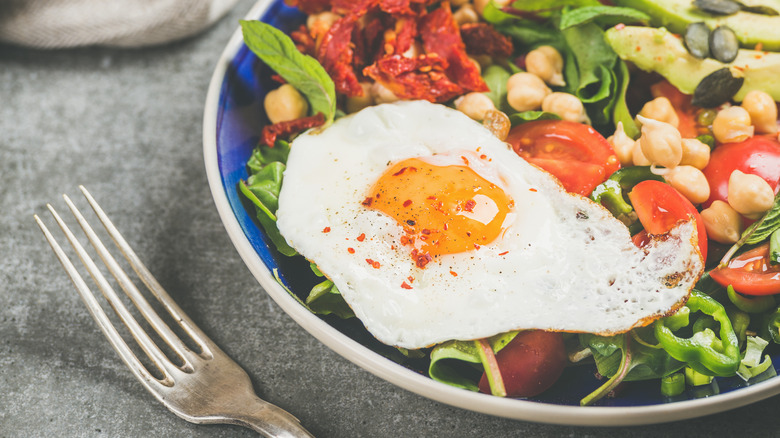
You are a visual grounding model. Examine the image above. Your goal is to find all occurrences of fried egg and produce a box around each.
[276,100,702,350]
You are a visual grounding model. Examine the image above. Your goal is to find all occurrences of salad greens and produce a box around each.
[239,0,780,407]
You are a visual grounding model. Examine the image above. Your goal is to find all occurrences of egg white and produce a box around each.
[276,100,703,349]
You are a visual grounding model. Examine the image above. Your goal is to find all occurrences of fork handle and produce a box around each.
[235,397,315,438]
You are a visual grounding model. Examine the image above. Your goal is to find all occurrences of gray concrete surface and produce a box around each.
[2,1,780,437]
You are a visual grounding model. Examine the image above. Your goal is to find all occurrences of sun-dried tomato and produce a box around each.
[285,0,331,14]
[261,113,325,147]
[290,24,317,57]
[419,5,487,93]
[363,54,463,102]
[460,22,514,58]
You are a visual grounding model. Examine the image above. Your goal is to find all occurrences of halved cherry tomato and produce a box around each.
[710,243,780,295]
[506,120,620,196]
[628,180,708,261]
[478,330,566,397]
[650,80,701,139]
[702,135,780,208]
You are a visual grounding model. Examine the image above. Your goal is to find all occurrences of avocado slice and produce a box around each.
[605,26,780,101]
[614,0,780,51]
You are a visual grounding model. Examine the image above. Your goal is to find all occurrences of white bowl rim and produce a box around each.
[202,0,780,426]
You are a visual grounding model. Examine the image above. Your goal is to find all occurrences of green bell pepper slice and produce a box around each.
[655,290,741,376]
[590,166,665,233]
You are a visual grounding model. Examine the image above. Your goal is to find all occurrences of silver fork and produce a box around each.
[34,186,315,438]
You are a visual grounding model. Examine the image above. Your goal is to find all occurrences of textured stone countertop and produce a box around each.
[2,1,780,437]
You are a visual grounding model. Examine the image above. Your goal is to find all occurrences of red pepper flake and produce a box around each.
[408,276,415,283]
[348,247,355,254]
[427,195,437,200]
[450,270,458,277]
[322,227,331,233]
[403,199,413,207]
[357,233,366,242]
[393,167,408,176]
[636,46,641,52]
[480,154,487,159]
[421,229,431,235]
[362,197,374,207]
[366,258,381,269]
[499,251,509,256]
[463,199,476,212]
[615,23,626,31]
[443,223,448,231]
[415,253,432,268]
[529,188,538,192]
[401,281,413,289]
[474,244,481,250]
[461,155,469,165]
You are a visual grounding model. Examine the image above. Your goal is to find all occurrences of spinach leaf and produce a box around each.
[509,0,601,10]
[482,65,512,112]
[580,329,685,382]
[559,5,649,30]
[240,20,336,124]
[429,332,519,391]
[612,60,640,138]
[508,110,561,126]
[305,279,355,319]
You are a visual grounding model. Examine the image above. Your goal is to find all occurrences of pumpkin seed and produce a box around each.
[694,0,742,15]
[710,26,739,63]
[691,68,744,107]
[684,22,712,58]
[739,4,779,16]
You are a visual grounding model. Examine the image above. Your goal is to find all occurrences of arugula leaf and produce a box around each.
[559,6,649,30]
[240,20,336,124]
[579,330,685,382]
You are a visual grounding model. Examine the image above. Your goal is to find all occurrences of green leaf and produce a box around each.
[611,60,639,138]
[580,330,685,382]
[508,110,561,126]
[428,332,519,391]
[496,19,566,52]
[742,192,780,245]
[240,20,336,124]
[561,23,618,104]
[305,279,355,319]
[559,6,649,30]
[482,65,512,112]
[771,229,780,264]
[509,0,601,10]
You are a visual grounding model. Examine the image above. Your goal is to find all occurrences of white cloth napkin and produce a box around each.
[0,0,240,48]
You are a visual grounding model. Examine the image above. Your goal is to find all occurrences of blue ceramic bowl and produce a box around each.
[203,0,780,425]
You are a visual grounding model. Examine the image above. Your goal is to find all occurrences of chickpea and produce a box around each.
[455,92,496,121]
[264,84,308,124]
[346,82,374,114]
[607,122,636,166]
[712,106,754,144]
[664,165,711,204]
[371,81,399,104]
[701,200,744,244]
[741,90,778,134]
[453,4,480,26]
[679,138,711,170]
[541,92,590,124]
[474,0,510,15]
[632,139,652,166]
[727,170,775,218]
[506,72,551,112]
[636,115,683,168]
[525,46,566,87]
[638,97,679,128]
[306,11,340,38]
[482,109,511,141]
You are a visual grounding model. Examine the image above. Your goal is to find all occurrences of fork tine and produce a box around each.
[79,186,215,357]
[64,191,198,370]
[43,201,178,385]
[34,212,169,389]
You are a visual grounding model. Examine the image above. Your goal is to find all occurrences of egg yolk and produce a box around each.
[365,157,513,268]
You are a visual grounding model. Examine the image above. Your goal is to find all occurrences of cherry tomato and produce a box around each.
[710,243,780,295]
[506,120,620,196]
[628,180,708,261]
[650,80,701,138]
[702,136,780,208]
[478,330,566,398]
